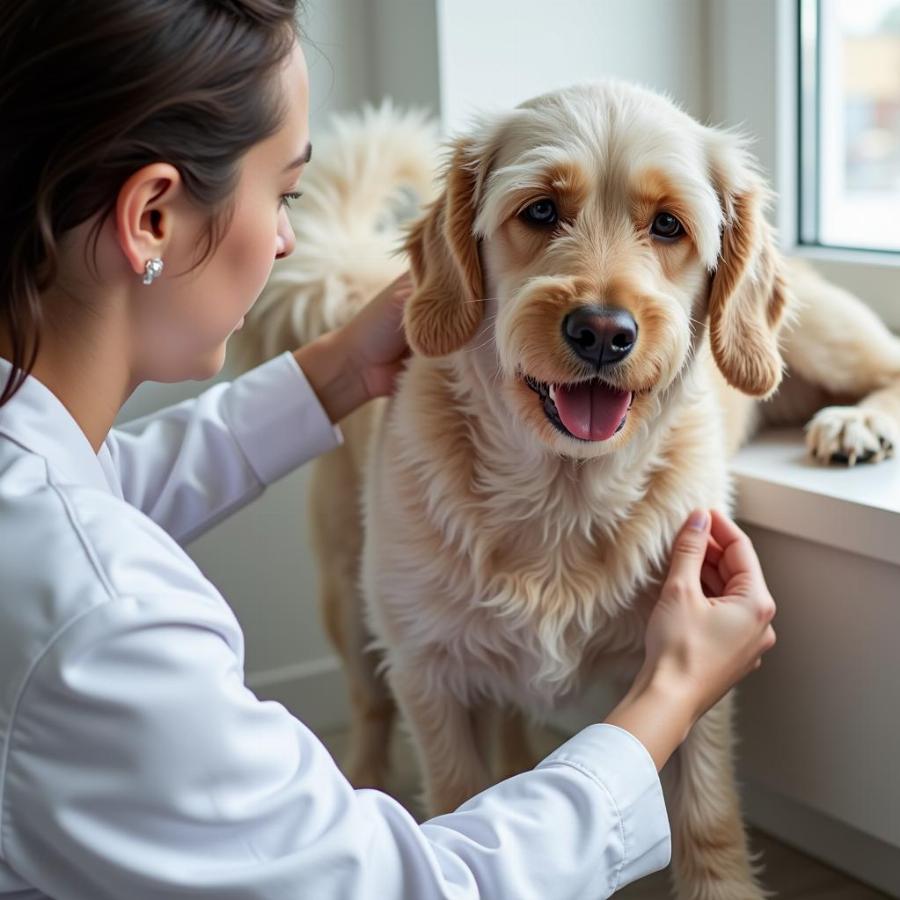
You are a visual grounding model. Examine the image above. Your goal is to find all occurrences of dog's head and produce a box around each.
[404,82,789,458]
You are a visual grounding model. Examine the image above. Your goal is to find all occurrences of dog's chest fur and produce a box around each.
[365,358,729,708]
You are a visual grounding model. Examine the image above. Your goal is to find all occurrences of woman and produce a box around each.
[0,1,776,897]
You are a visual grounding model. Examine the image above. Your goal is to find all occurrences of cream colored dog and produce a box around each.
[234,89,900,899]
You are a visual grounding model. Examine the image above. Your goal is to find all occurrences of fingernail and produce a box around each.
[688,510,708,531]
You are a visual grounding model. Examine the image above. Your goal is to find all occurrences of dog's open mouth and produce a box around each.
[523,374,633,442]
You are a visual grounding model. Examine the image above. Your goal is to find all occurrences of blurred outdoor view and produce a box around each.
[817,0,900,251]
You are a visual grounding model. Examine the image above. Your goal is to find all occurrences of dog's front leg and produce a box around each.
[780,264,900,464]
[387,659,492,817]
[663,690,766,900]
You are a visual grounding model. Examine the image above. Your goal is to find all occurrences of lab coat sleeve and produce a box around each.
[1,595,670,900]
[105,352,342,544]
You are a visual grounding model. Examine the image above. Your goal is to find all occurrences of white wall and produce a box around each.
[303,0,379,131]
[369,0,441,114]
[435,0,709,133]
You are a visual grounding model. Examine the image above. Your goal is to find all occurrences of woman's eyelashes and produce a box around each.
[280,191,303,209]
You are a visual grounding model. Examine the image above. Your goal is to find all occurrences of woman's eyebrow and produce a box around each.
[284,142,312,171]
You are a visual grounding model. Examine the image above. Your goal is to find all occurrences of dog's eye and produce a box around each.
[650,212,684,240]
[521,199,558,227]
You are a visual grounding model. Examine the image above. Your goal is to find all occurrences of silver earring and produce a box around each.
[142,258,164,285]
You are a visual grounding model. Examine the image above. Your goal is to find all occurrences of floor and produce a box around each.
[318,725,891,899]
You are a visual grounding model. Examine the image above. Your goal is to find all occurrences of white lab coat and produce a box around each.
[0,352,671,899]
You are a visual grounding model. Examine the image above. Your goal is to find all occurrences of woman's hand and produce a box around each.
[605,509,777,770]
[292,273,413,423]
[644,509,777,720]
[340,272,413,401]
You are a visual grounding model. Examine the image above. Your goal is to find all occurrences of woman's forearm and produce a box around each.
[293,331,369,425]
[604,670,698,771]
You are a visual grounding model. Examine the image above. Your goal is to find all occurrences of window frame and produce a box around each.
[798,0,900,256]
[710,0,900,331]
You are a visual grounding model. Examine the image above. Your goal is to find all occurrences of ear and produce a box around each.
[707,158,791,398]
[404,140,484,357]
[115,162,182,277]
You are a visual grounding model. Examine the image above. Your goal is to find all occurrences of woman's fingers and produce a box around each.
[709,509,765,581]
[701,562,725,596]
[704,536,723,568]
[708,508,749,548]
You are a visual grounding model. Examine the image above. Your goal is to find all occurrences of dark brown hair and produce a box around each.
[0,0,303,407]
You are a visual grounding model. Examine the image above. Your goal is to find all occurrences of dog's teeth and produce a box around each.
[549,384,557,402]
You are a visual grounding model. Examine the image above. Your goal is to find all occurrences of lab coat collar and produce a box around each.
[0,356,116,495]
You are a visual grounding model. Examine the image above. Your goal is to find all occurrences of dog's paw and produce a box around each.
[805,406,898,466]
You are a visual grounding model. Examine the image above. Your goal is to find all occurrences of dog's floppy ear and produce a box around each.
[707,147,790,398]
[404,140,484,357]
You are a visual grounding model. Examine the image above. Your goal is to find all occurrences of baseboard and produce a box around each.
[741,777,900,897]
[246,656,350,735]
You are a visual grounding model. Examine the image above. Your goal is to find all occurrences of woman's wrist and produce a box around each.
[604,665,700,771]
[292,328,369,425]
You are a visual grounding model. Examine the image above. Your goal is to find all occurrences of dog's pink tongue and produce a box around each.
[554,382,632,441]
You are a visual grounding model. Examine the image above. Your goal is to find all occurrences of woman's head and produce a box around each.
[0,0,309,403]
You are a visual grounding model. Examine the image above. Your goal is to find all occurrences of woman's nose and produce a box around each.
[275,210,296,259]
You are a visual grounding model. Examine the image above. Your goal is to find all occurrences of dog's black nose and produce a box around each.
[562,306,637,367]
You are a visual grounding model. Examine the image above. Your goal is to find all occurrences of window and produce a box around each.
[800,0,900,253]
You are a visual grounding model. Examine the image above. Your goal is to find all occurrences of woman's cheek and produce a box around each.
[227,213,277,303]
